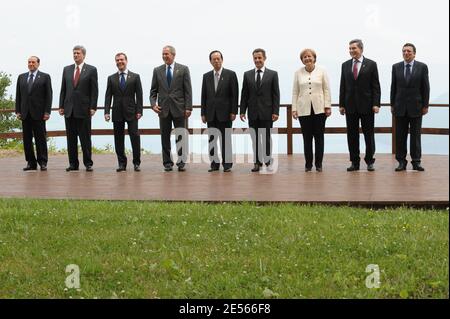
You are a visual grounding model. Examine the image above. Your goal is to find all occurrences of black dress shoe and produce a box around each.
[251,164,261,172]
[66,166,79,172]
[40,164,47,171]
[316,167,323,172]
[178,166,186,172]
[86,166,93,172]
[367,163,375,172]
[412,164,425,171]
[116,166,126,172]
[347,164,360,172]
[395,163,407,172]
[223,167,232,173]
[164,165,173,172]
[134,165,141,172]
[208,167,220,172]
[305,167,312,172]
[23,164,37,171]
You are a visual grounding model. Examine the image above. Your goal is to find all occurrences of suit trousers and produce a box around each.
[208,117,233,169]
[160,111,188,167]
[249,119,273,165]
[65,116,93,168]
[22,116,48,167]
[113,120,141,167]
[395,115,422,165]
[345,113,376,165]
[299,107,326,169]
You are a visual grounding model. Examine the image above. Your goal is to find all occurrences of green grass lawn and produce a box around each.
[0,199,448,299]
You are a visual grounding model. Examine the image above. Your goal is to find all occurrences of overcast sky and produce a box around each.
[2,0,449,104]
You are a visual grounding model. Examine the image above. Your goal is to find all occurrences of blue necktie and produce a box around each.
[120,73,126,90]
[405,64,411,83]
[167,65,172,87]
[27,73,34,93]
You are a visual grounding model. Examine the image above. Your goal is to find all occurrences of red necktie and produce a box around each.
[353,60,359,80]
[73,66,80,87]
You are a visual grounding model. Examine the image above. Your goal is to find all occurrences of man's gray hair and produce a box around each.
[73,45,87,56]
[349,39,364,51]
[163,45,176,56]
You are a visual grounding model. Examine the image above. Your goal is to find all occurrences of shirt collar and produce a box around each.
[118,69,128,75]
[29,70,38,77]
[75,62,84,70]
[166,62,175,70]
[255,66,266,73]
[213,67,223,76]
[404,60,415,67]
[353,56,364,64]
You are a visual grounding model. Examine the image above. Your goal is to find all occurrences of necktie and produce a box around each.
[167,65,172,87]
[73,66,80,87]
[256,69,262,89]
[353,60,359,80]
[405,64,412,83]
[120,73,126,90]
[214,72,220,92]
[27,73,34,93]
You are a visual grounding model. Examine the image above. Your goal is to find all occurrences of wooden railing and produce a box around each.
[1,104,448,154]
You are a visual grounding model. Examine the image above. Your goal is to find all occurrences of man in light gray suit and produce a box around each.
[150,45,193,172]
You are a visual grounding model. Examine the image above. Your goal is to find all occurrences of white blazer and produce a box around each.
[291,65,331,116]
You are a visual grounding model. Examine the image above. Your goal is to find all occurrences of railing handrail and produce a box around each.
[1,104,448,155]
[0,103,449,113]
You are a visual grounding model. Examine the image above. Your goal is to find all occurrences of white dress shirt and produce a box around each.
[73,62,84,78]
[27,70,38,83]
[254,66,266,82]
[352,56,364,77]
[404,60,415,77]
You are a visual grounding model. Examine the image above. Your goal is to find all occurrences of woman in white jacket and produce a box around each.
[292,49,332,172]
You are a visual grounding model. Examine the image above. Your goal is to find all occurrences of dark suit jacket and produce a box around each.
[104,71,143,122]
[339,57,381,114]
[15,71,53,120]
[150,62,193,118]
[390,61,430,118]
[240,68,280,121]
[201,68,239,122]
[59,64,99,118]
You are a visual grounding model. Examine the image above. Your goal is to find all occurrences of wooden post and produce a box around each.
[287,105,293,155]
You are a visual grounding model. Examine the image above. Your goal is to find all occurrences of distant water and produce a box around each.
[45,106,449,155]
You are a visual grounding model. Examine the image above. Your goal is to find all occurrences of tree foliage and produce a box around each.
[0,72,21,148]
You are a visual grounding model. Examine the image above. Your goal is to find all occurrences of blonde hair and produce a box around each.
[300,48,317,63]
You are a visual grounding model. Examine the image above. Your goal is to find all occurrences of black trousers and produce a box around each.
[299,108,326,168]
[395,115,422,165]
[160,112,188,167]
[65,116,93,168]
[113,120,141,167]
[208,117,233,169]
[249,118,273,165]
[22,116,48,167]
[345,113,375,165]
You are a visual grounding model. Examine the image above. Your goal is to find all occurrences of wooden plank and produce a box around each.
[0,154,447,207]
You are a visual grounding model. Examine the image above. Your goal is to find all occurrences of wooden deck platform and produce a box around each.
[0,154,448,207]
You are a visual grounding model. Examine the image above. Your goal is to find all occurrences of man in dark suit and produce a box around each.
[15,56,53,171]
[59,45,98,172]
[150,45,192,172]
[390,43,430,172]
[339,39,381,172]
[240,48,280,172]
[201,50,239,172]
[105,53,143,172]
